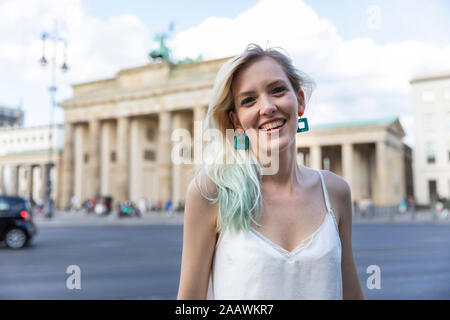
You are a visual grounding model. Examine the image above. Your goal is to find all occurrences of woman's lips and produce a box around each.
[259,120,287,135]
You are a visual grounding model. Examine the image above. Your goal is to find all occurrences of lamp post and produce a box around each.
[39,22,69,218]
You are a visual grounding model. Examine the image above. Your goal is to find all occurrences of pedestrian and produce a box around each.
[359,197,371,219]
[156,200,162,212]
[71,196,78,212]
[131,201,141,217]
[435,193,444,218]
[177,44,364,300]
[442,197,449,219]
[139,198,147,215]
[398,198,407,215]
[175,201,184,213]
[35,198,44,217]
[165,200,173,216]
[407,195,416,220]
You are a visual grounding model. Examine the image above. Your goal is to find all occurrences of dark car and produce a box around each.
[0,196,37,249]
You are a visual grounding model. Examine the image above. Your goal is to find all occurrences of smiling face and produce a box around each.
[229,56,305,154]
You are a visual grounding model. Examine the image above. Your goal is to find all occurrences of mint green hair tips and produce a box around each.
[195,144,263,233]
[214,159,263,233]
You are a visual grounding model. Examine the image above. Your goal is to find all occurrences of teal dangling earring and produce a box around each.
[234,132,249,150]
[297,110,309,133]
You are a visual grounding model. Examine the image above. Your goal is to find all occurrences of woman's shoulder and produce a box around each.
[320,169,351,197]
[186,171,219,202]
[185,172,219,224]
[298,165,350,195]
[317,169,352,228]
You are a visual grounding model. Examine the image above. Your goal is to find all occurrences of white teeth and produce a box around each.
[260,120,285,130]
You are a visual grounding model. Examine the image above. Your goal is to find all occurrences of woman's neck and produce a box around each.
[260,142,303,194]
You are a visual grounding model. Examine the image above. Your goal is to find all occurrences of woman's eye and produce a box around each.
[241,97,254,105]
[273,86,286,94]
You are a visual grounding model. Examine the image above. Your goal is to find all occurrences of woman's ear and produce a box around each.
[229,110,243,133]
[297,89,306,115]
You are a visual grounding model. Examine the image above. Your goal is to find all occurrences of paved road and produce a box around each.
[1,223,449,299]
[352,223,450,299]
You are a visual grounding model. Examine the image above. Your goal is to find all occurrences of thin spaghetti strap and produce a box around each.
[316,170,340,231]
[316,169,332,213]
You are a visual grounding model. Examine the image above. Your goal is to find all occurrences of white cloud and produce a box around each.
[1,0,449,148]
[170,0,340,61]
[0,0,151,126]
[170,0,450,147]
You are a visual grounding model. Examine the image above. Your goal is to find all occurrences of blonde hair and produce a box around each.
[196,43,315,233]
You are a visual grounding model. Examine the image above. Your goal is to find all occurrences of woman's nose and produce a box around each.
[260,96,277,115]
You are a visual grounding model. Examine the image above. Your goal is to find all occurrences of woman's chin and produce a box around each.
[270,140,290,153]
[254,138,290,155]
[250,128,296,157]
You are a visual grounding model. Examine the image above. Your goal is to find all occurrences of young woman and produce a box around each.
[177,44,365,300]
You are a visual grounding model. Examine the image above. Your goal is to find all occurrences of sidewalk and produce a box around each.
[353,210,450,224]
[34,209,450,227]
[33,210,184,227]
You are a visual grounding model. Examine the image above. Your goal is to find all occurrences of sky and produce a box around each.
[1,0,450,147]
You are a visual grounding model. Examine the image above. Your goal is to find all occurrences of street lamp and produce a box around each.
[39,23,69,218]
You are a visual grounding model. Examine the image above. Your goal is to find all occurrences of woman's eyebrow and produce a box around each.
[237,79,287,98]
[238,90,256,98]
[266,79,287,88]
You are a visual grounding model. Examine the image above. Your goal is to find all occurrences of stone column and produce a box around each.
[74,124,89,205]
[311,144,322,170]
[158,111,172,204]
[16,166,24,196]
[60,124,75,209]
[193,106,207,165]
[172,112,183,206]
[39,164,47,202]
[87,120,101,198]
[21,166,29,197]
[11,165,19,195]
[100,121,111,196]
[342,143,354,190]
[27,165,34,203]
[129,117,140,202]
[398,146,406,201]
[52,161,59,206]
[376,141,388,206]
[116,117,130,201]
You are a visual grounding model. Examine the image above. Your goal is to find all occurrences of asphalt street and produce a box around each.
[1,223,449,299]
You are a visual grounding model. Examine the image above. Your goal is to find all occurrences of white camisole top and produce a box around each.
[206,169,343,300]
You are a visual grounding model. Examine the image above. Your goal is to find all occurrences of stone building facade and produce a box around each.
[410,73,450,206]
[296,117,411,207]
[58,59,227,209]
[58,57,411,210]
[0,124,63,203]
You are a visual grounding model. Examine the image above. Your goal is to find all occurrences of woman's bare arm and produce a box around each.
[325,170,365,300]
[177,176,218,300]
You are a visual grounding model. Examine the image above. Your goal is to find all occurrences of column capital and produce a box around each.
[64,122,75,130]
